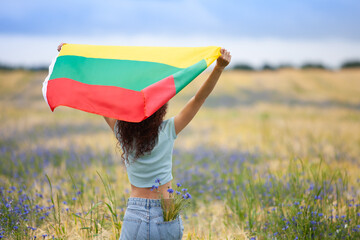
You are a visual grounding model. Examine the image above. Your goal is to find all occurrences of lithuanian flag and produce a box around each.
[42,44,221,122]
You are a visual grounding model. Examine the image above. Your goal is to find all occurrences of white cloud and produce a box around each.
[1,33,359,69]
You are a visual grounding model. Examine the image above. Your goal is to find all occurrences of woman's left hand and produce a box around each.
[57,43,67,52]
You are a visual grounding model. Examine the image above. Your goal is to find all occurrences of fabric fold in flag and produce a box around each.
[42,43,221,122]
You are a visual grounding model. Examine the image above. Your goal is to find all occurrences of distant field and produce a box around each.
[1,69,359,239]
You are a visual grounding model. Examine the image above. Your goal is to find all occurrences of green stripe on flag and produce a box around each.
[49,55,182,91]
[173,59,208,93]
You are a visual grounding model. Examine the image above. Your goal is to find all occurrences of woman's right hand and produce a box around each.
[215,48,231,70]
[57,43,67,52]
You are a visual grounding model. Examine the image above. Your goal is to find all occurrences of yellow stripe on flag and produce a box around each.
[59,44,221,68]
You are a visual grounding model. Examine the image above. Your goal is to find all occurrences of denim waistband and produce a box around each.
[127,197,162,208]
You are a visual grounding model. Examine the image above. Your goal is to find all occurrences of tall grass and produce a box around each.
[1,69,360,239]
[224,157,360,239]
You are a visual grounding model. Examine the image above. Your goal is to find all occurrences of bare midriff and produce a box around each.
[129,180,172,199]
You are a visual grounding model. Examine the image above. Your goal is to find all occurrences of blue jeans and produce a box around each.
[119,197,184,240]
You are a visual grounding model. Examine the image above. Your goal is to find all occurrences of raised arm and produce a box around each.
[103,117,117,132]
[174,48,231,135]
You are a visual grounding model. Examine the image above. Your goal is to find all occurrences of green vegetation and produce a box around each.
[1,69,360,239]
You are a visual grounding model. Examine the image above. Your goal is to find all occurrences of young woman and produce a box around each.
[57,44,231,239]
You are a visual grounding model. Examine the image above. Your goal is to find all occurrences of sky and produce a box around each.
[1,0,360,68]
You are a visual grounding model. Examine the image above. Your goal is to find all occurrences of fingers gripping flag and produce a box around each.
[42,44,221,122]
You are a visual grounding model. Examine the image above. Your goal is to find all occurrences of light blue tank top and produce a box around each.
[114,117,177,188]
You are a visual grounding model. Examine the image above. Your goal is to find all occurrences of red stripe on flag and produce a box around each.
[46,78,146,122]
[142,75,176,117]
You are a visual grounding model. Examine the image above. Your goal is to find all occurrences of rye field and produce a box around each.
[0,68,360,239]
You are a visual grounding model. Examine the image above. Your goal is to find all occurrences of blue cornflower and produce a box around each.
[176,191,181,195]
[63,201,67,205]
[250,237,256,240]
[72,197,77,201]
[185,192,192,199]
[318,213,323,217]
[155,178,161,184]
[167,188,174,194]
[295,237,298,240]
[182,188,188,192]
[13,226,18,230]
[314,195,322,200]
[176,183,182,187]
[182,195,187,199]
[150,185,158,191]
[274,232,278,236]
[76,191,81,195]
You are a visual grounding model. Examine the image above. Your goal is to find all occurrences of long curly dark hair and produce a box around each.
[115,103,168,164]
